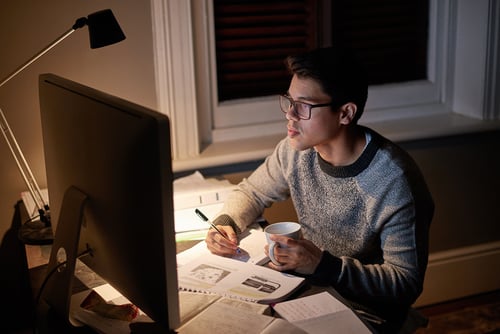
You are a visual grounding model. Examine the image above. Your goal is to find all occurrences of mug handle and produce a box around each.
[268,241,281,265]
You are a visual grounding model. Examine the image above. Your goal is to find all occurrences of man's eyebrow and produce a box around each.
[296,96,318,103]
[286,91,312,101]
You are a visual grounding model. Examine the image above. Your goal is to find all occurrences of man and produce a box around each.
[205,47,434,332]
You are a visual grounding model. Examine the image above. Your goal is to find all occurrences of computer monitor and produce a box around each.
[38,73,179,331]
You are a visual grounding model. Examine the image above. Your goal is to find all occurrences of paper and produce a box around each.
[273,291,347,322]
[177,301,275,334]
[178,291,271,326]
[273,292,372,334]
[176,226,269,267]
[261,318,307,334]
[173,171,236,211]
[230,228,270,265]
[176,230,209,242]
[70,287,142,333]
[173,171,237,237]
[177,292,305,334]
[174,202,224,234]
[178,291,221,325]
[177,253,304,304]
[174,171,233,192]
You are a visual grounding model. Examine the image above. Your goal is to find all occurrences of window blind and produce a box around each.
[214,0,318,101]
[214,0,428,101]
[330,0,429,85]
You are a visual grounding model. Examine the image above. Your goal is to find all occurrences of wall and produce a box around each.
[402,131,500,253]
[404,131,500,305]
[0,1,157,240]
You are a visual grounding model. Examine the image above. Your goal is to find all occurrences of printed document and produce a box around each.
[273,292,373,333]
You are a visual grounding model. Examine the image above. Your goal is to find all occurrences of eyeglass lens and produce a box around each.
[280,95,309,119]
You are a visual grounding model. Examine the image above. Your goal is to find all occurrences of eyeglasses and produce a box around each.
[279,94,336,120]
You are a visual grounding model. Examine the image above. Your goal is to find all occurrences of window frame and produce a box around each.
[204,0,442,140]
[151,0,500,171]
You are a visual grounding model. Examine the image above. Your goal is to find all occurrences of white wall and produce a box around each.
[0,1,157,240]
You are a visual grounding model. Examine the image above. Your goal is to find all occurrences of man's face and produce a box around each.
[285,75,342,152]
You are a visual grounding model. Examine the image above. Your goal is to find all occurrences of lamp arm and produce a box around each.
[0,28,76,88]
[0,19,89,216]
[0,11,123,244]
[0,108,47,214]
[0,21,88,217]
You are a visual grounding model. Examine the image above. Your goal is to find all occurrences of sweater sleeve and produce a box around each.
[216,138,292,232]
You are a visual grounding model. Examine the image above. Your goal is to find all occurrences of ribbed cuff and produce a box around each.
[308,251,343,286]
[212,214,242,235]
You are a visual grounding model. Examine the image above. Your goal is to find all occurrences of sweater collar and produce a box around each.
[317,127,380,178]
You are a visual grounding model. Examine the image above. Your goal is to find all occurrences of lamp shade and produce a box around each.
[86,9,126,49]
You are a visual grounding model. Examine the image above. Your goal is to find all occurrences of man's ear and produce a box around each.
[339,103,357,125]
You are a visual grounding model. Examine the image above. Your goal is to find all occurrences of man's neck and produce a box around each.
[315,126,366,167]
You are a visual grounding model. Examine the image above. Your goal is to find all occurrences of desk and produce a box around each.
[18,201,410,334]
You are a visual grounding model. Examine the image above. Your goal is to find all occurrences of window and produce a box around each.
[151,0,499,168]
[205,0,436,142]
[214,0,429,102]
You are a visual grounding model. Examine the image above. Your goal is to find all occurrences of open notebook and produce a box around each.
[177,225,304,304]
[177,252,305,304]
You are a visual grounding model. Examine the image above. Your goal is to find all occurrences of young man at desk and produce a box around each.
[205,47,434,333]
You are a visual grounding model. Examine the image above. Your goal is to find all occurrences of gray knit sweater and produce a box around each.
[216,127,434,319]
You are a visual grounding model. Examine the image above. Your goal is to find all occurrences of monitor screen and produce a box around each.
[38,73,179,331]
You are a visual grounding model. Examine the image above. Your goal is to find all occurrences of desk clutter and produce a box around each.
[22,171,372,333]
[20,172,236,244]
[176,228,372,333]
[64,228,371,333]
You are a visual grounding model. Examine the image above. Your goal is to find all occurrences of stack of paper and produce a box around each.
[174,171,237,242]
[174,171,236,210]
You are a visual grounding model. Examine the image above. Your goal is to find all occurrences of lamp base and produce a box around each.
[18,219,54,245]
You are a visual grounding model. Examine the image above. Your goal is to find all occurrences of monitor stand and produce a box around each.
[40,186,172,332]
[42,186,88,326]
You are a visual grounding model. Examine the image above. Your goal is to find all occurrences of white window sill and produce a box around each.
[172,111,500,173]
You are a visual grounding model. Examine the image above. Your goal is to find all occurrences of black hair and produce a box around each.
[285,47,368,123]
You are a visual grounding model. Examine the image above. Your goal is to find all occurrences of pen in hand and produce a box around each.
[195,208,241,254]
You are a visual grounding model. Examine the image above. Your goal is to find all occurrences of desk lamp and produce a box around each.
[0,9,125,245]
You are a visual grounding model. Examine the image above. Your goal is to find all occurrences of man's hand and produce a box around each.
[265,235,322,274]
[205,224,239,256]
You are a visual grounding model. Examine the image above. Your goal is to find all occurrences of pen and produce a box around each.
[195,208,241,253]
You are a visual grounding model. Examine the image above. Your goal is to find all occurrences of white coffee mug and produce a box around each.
[264,222,302,265]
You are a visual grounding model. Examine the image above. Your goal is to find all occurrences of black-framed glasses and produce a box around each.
[279,94,336,120]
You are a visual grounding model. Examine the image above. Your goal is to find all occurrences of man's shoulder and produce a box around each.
[365,128,418,166]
